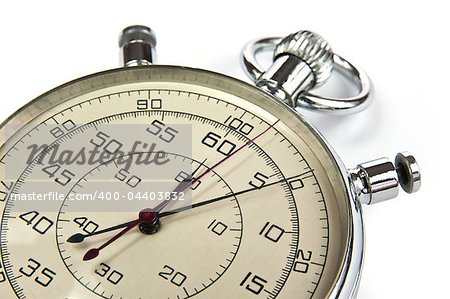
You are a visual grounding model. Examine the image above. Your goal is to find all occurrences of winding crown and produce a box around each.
[274,30,334,87]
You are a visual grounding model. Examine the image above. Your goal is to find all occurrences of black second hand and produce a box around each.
[67,158,208,244]
[67,169,313,243]
[67,220,137,243]
[158,169,313,218]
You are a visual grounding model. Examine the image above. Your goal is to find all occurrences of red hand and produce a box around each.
[82,120,279,261]
[153,119,280,212]
[83,210,156,261]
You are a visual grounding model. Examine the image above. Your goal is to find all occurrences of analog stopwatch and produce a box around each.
[0,26,421,299]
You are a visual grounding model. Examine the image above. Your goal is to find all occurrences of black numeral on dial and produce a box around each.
[0,260,6,283]
[207,219,228,236]
[249,172,269,189]
[0,180,13,202]
[224,116,254,135]
[240,272,267,295]
[90,131,123,154]
[19,258,56,287]
[175,171,201,190]
[146,120,178,143]
[259,222,285,243]
[19,211,54,235]
[288,178,304,190]
[158,265,187,287]
[137,99,162,110]
[49,120,76,138]
[115,168,142,188]
[202,132,236,156]
[95,263,124,285]
[42,164,75,186]
[73,217,99,234]
[294,249,313,274]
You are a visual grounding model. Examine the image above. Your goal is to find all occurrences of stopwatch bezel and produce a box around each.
[0,65,364,299]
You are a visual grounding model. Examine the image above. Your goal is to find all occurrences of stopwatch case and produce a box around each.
[0,65,364,299]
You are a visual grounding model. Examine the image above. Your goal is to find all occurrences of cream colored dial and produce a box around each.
[0,67,350,299]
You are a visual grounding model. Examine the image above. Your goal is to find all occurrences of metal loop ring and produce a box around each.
[241,37,372,114]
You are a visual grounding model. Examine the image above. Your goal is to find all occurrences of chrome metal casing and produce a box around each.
[0,66,364,299]
[241,36,372,115]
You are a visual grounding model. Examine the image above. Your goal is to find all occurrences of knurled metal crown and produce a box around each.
[274,30,334,87]
[119,25,157,48]
[119,25,157,66]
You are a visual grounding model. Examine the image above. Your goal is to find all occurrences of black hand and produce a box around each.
[158,170,312,218]
[156,120,279,212]
[67,171,310,243]
[67,220,136,243]
[67,159,208,244]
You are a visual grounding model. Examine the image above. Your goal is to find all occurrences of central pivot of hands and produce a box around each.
[138,209,160,235]
[79,120,279,261]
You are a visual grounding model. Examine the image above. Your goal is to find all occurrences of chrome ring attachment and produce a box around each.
[241,34,372,114]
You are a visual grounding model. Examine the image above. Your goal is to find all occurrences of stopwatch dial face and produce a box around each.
[0,67,350,299]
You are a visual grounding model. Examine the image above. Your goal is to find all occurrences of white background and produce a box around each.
[0,1,448,298]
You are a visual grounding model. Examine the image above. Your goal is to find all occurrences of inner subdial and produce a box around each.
[56,152,243,299]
